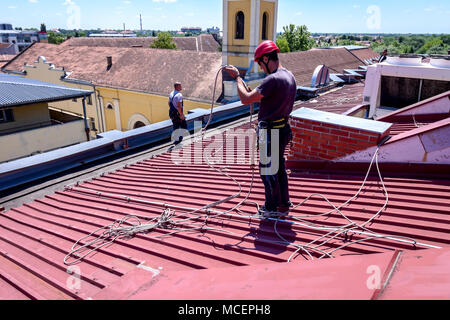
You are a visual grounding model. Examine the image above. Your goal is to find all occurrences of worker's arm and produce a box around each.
[225,66,263,105]
[236,77,263,105]
[177,101,185,121]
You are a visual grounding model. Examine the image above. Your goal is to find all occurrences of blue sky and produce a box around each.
[1,0,449,33]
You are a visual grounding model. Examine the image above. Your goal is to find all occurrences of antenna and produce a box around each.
[140,14,143,33]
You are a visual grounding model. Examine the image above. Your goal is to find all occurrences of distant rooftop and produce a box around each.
[319,45,370,51]
[0,73,93,108]
[61,34,220,53]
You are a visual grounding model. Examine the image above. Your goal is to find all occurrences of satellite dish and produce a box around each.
[311,65,330,88]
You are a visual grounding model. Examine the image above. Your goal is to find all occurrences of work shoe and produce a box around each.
[168,143,183,152]
[278,201,294,213]
[258,206,281,218]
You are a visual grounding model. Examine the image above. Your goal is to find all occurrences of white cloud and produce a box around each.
[152,0,177,3]
[295,11,303,16]
[8,6,17,9]
[353,4,360,9]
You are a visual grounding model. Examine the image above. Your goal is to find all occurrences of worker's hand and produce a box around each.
[180,114,186,121]
[225,65,240,80]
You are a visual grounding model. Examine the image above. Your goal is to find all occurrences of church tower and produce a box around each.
[222,0,278,74]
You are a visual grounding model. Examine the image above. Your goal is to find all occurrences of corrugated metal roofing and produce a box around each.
[0,117,449,300]
[0,73,93,108]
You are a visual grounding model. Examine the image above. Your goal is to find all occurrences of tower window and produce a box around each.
[262,12,268,40]
[235,11,245,40]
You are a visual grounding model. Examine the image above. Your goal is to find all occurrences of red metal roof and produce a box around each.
[1,117,449,300]
[93,247,450,300]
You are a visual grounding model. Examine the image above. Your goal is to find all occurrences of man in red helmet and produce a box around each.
[225,40,297,217]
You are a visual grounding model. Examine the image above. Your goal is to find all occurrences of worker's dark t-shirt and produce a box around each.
[256,67,297,122]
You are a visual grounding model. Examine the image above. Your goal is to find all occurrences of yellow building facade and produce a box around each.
[222,0,278,72]
[97,87,210,132]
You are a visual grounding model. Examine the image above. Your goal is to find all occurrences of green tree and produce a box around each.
[440,34,450,46]
[40,23,47,33]
[276,37,290,53]
[150,32,177,49]
[278,24,313,52]
[426,43,449,55]
[48,32,67,45]
[417,37,444,54]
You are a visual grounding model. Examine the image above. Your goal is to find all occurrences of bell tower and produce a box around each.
[222,0,278,74]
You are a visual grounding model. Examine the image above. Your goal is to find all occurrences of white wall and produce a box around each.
[0,120,88,163]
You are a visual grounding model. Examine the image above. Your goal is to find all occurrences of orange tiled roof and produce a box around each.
[280,48,363,86]
[2,43,223,103]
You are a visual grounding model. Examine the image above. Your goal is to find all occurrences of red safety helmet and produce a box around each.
[254,40,280,63]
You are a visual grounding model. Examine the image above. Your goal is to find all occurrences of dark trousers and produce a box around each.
[259,124,292,211]
[170,110,187,145]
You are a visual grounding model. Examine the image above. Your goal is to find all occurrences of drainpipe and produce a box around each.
[91,83,102,136]
[82,96,90,141]
[96,89,106,133]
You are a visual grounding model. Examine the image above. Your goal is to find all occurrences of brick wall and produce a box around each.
[288,108,392,161]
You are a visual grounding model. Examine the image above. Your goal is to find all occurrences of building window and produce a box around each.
[90,118,97,131]
[235,11,245,40]
[0,109,14,123]
[72,98,78,102]
[87,95,93,105]
[106,104,114,110]
[262,12,268,40]
[133,121,146,129]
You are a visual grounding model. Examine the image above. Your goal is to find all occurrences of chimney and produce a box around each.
[106,56,112,71]
[288,108,392,162]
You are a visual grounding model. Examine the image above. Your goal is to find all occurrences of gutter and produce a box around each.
[81,96,90,141]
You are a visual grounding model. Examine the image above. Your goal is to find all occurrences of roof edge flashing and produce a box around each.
[291,107,392,134]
